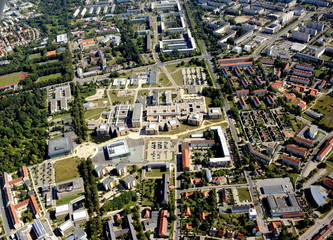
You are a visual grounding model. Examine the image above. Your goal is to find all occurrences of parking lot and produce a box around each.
[146,140,176,161]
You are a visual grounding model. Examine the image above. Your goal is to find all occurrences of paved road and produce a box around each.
[178,183,249,193]
[299,210,333,240]
[244,171,268,236]
[0,179,11,237]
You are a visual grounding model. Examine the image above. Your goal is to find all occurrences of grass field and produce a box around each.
[312,94,333,129]
[158,72,172,87]
[57,195,81,205]
[170,70,183,86]
[55,157,80,183]
[137,90,150,98]
[145,169,168,178]
[28,53,41,60]
[109,91,134,104]
[237,187,251,202]
[0,72,27,87]
[84,108,105,120]
[37,73,62,82]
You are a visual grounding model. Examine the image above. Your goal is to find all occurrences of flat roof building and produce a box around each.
[267,193,303,217]
[106,140,130,160]
[48,137,73,158]
[132,103,143,128]
[309,185,327,207]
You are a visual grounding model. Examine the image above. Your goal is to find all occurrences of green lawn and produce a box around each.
[160,123,200,135]
[237,187,251,202]
[145,169,168,178]
[55,157,80,183]
[84,108,105,120]
[108,91,134,104]
[137,90,150,98]
[0,73,25,87]
[312,95,333,129]
[158,72,172,87]
[314,69,325,78]
[57,194,81,205]
[170,70,183,86]
[37,73,62,82]
[28,53,41,60]
[205,96,212,109]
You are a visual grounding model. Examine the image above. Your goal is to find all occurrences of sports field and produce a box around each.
[0,72,28,87]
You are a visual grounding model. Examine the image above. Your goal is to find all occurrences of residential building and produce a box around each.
[209,126,231,167]
[158,210,168,238]
[253,89,267,96]
[236,89,250,96]
[182,143,190,171]
[239,97,247,110]
[123,176,137,189]
[246,143,272,165]
[161,174,169,205]
[116,163,127,175]
[295,137,314,148]
[286,145,307,157]
[317,137,333,161]
[293,100,307,110]
[290,75,310,85]
[102,177,116,191]
[94,165,107,177]
[231,205,251,213]
[282,155,301,168]
[295,64,314,72]
[291,31,310,43]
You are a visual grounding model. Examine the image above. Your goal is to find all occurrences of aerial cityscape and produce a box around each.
[0,0,332,239]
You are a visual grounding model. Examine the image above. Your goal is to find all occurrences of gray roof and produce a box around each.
[310,185,327,207]
[125,215,138,240]
[262,185,285,195]
[161,174,169,205]
[267,193,302,215]
[132,103,143,122]
[95,165,105,172]
[32,220,46,238]
[48,137,73,157]
[102,177,114,185]
[232,205,251,212]
[105,220,116,240]
[328,173,333,180]
[116,163,127,170]
[124,176,136,185]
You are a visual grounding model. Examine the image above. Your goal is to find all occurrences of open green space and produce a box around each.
[55,157,80,183]
[170,70,183,86]
[160,123,200,135]
[84,108,105,120]
[142,179,157,207]
[28,53,41,60]
[57,194,81,205]
[312,94,333,129]
[137,90,150,98]
[0,73,24,86]
[159,72,172,87]
[108,90,134,104]
[237,188,251,202]
[37,73,62,82]
[145,168,168,178]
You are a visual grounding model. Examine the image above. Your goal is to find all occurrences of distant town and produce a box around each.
[0,0,333,239]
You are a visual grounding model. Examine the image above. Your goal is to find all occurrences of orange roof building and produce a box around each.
[182,147,190,171]
[184,192,194,198]
[184,207,191,216]
[158,210,168,237]
[317,137,333,161]
[47,50,56,56]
